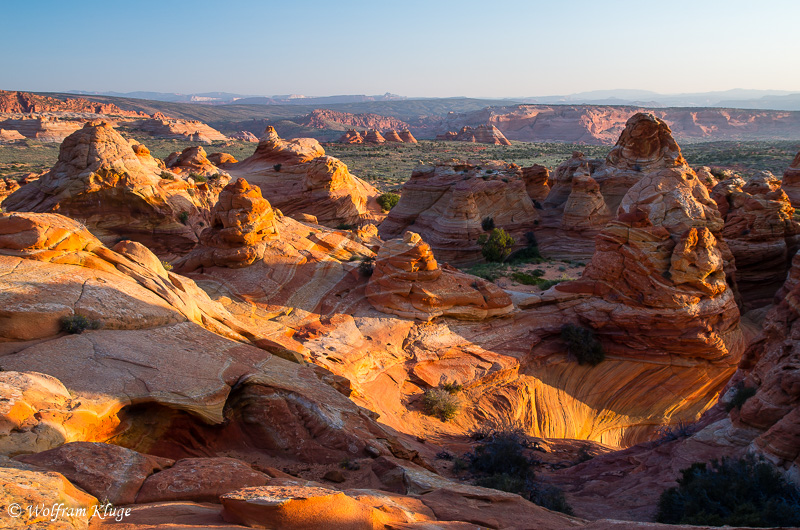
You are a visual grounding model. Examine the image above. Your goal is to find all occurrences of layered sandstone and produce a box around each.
[712,172,799,309]
[538,113,691,259]
[338,129,364,143]
[2,121,228,255]
[436,124,512,145]
[399,129,418,143]
[0,90,146,116]
[782,150,800,208]
[0,116,83,142]
[229,126,382,227]
[0,129,25,143]
[299,108,411,131]
[133,117,228,143]
[362,129,385,143]
[379,159,540,264]
[366,232,514,320]
[230,130,259,142]
[165,146,228,177]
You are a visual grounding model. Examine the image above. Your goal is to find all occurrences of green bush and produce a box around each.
[475,473,526,494]
[657,455,800,527]
[358,257,375,277]
[376,192,400,212]
[60,315,102,334]
[530,484,575,516]
[726,382,758,412]
[178,211,189,224]
[561,324,605,366]
[160,171,175,180]
[336,223,354,230]
[441,382,463,394]
[478,228,515,262]
[481,216,495,231]
[160,260,173,272]
[423,388,460,422]
[273,163,282,172]
[189,172,207,183]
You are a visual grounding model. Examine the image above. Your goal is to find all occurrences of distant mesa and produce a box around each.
[0,90,147,117]
[133,116,228,143]
[379,159,544,265]
[299,108,411,131]
[436,124,511,145]
[0,128,25,143]
[0,116,85,142]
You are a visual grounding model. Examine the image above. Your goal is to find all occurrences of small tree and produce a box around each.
[377,192,400,212]
[561,324,605,366]
[478,228,515,262]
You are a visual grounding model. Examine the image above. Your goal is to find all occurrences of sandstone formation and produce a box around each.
[782,150,800,208]
[338,129,364,143]
[132,117,228,143]
[165,145,228,177]
[379,159,540,264]
[0,128,25,142]
[712,172,799,309]
[299,108,411,131]
[230,130,259,142]
[0,116,84,142]
[444,103,800,144]
[207,152,238,166]
[522,164,551,201]
[0,173,39,205]
[399,130,418,143]
[382,129,403,142]
[229,126,382,227]
[362,129,386,143]
[436,124,512,145]
[538,113,692,259]
[366,232,514,320]
[0,90,146,116]
[2,121,229,255]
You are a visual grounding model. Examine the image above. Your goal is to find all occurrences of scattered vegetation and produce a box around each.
[189,172,207,183]
[478,228,515,262]
[509,269,561,290]
[422,388,461,422]
[358,257,375,277]
[376,192,400,211]
[159,171,175,180]
[656,455,800,527]
[273,163,282,172]
[336,223,354,230]
[60,314,102,334]
[339,458,361,471]
[481,216,495,231]
[441,382,463,394]
[653,420,697,445]
[560,324,605,366]
[726,381,758,412]
[160,260,173,272]
[178,211,189,224]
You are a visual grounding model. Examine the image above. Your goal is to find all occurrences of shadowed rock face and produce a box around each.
[366,232,514,321]
[230,127,382,227]
[378,159,540,264]
[782,150,800,208]
[712,172,800,309]
[2,121,229,256]
[538,113,694,259]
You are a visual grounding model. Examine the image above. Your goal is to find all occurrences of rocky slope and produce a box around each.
[379,159,542,264]
[0,90,146,116]
[0,116,84,142]
[782,149,800,208]
[132,116,228,143]
[2,121,228,255]
[299,108,411,131]
[229,126,383,227]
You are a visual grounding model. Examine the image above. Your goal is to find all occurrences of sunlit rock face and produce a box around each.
[712,172,800,309]
[781,150,800,208]
[538,113,690,259]
[229,126,383,227]
[378,159,541,265]
[2,121,228,256]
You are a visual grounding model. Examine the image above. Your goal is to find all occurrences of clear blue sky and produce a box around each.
[2,0,799,97]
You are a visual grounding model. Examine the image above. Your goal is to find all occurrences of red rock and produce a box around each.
[136,457,271,503]
[383,130,404,142]
[366,232,514,320]
[133,117,227,143]
[398,130,418,143]
[338,130,364,144]
[0,90,146,117]
[379,159,539,264]
[436,124,511,145]
[0,116,84,142]
[300,109,410,131]
[229,130,259,142]
[782,150,800,208]
[0,128,25,143]
[15,442,173,505]
[208,152,238,166]
[229,127,383,227]
[362,129,386,143]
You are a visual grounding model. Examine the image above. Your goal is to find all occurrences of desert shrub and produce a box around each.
[273,163,282,172]
[339,458,361,471]
[436,451,454,461]
[60,314,102,334]
[511,270,548,286]
[422,388,460,422]
[530,484,575,515]
[376,192,400,211]
[560,324,605,366]
[466,424,533,479]
[160,260,173,272]
[653,420,697,445]
[481,216,495,231]
[464,262,506,282]
[160,171,174,180]
[358,257,375,277]
[478,228,515,262]
[178,211,189,224]
[656,455,800,527]
[336,223,354,230]
[726,382,758,412]
[189,172,207,183]
[441,382,463,394]
[475,473,527,494]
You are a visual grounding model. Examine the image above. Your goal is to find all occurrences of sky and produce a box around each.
[2,0,799,98]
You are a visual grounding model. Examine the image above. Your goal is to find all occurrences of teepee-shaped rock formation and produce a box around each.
[436,125,512,145]
[382,130,403,142]
[379,160,541,264]
[366,232,514,320]
[338,130,363,144]
[229,127,382,227]
[2,121,227,255]
[538,113,692,259]
[782,150,800,208]
[362,129,385,143]
[398,130,418,143]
